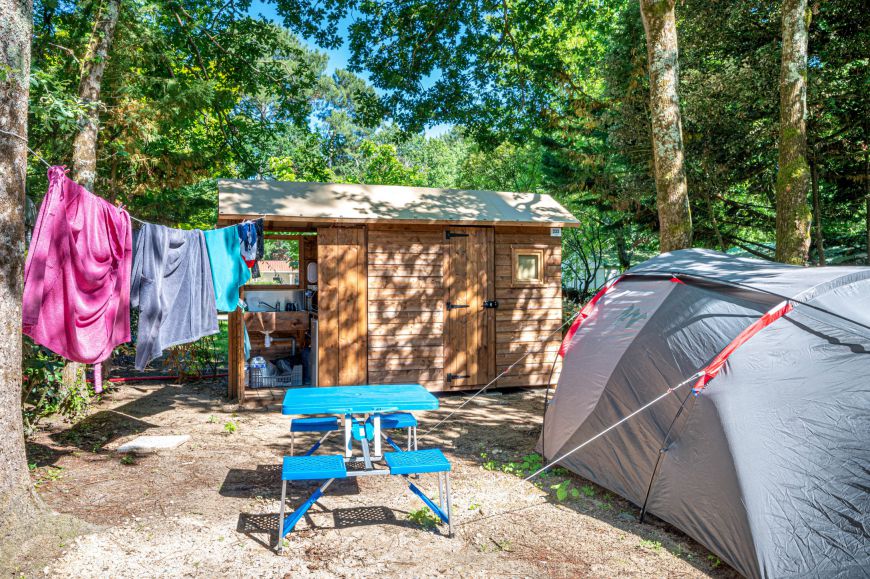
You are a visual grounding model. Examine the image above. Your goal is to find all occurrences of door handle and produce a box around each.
[447,302,469,310]
[447,373,471,382]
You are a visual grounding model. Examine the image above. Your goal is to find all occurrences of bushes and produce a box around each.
[21,337,96,436]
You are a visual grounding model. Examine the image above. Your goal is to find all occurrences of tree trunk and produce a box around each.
[810,157,825,265]
[0,0,45,559]
[614,226,631,270]
[640,0,692,253]
[67,0,121,389]
[865,150,869,264]
[774,0,812,264]
[71,0,121,191]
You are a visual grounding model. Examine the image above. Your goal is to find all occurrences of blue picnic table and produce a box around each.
[275,384,452,550]
[281,383,439,415]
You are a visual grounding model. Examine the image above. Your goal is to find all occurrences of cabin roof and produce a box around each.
[216,179,579,228]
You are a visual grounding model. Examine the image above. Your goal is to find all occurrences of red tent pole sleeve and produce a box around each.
[559,276,624,358]
[693,300,794,393]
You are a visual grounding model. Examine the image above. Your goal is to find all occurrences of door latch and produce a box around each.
[447,302,469,310]
[483,300,499,309]
[445,230,469,239]
[447,373,471,382]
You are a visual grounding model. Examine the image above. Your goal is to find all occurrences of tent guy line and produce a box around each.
[524,370,705,482]
[418,310,581,440]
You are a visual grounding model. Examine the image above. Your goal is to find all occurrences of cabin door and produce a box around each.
[444,227,496,389]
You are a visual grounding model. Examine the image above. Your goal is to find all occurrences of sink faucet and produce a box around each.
[257,301,280,312]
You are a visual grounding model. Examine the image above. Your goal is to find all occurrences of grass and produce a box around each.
[31,465,64,487]
[481,452,598,504]
[639,539,663,552]
[407,507,439,530]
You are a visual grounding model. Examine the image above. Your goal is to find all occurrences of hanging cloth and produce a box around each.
[131,223,220,370]
[203,226,251,312]
[23,166,132,393]
[237,218,264,278]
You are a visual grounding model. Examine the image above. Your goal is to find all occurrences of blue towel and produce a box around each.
[203,227,251,312]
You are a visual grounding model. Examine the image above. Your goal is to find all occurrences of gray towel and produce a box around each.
[131,223,219,370]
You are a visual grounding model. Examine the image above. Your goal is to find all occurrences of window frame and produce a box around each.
[511,246,545,287]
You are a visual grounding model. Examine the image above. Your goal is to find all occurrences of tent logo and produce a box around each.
[617,305,647,328]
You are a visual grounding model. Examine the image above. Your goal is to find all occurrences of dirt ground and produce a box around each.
[21,381,739,578]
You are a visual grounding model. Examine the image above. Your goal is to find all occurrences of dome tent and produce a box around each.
[540,249,870,578]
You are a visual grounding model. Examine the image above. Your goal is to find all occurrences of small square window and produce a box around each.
[512,247,544,286]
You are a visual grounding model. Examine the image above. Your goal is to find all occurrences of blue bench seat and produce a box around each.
[282,454,347,480]
[290,416,339,433]
[374,412,417,429]
[384,449,450,475]
[289,416,340,456]
[369,412,419,451]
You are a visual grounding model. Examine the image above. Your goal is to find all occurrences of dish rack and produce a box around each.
[247,364,303,388]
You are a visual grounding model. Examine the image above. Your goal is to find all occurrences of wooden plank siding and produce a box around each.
[367,228,446,389]
[317,226,368,386]
[493,228,564,388]
[443,226,495,389]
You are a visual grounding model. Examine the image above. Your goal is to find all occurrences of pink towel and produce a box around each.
[23,166,132,391]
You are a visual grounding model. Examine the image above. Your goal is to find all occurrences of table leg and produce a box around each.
[373,414,382,457]
[344,414,352,458]
[360,426,373,470]
[276,479,287,553]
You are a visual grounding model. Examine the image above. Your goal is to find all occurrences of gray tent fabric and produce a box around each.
[131,223,219,370]
[540,249,870,578]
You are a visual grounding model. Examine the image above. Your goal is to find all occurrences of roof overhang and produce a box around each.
[216,179,580,228]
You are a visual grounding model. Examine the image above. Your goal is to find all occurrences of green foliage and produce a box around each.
[639,539,663,552]
[552,480,571,501]
[223,421,237,434]
[481,452,544,478]
[407,507,439,530]
[162,330,224,381]
[21,338,94,436]
[350,140,427,186]
[32,465,65,488]
[279,0,868,263]
[120,455,137,466]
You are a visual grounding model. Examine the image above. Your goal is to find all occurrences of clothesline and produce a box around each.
[0,128,267,230]
[0,128,52,169]
[23,165,269,396]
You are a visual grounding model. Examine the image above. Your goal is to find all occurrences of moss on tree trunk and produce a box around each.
[0,0,41,534]
[640,0,692,253]
[0,2,92,573]
[774,0,812,264]
[65,0,122,389]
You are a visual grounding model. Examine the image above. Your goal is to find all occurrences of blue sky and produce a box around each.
[248,0,451,137]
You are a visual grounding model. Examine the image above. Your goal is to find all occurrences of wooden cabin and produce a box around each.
[216,180,579,400]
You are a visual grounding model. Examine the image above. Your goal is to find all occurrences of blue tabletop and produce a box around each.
[281,384,439,415]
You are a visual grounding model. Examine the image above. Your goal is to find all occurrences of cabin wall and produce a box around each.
[317,226,368,386]
[362,224,563,391]
[493,227,563,387]
[366,226,445,389]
